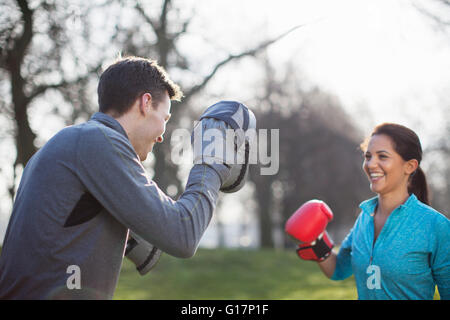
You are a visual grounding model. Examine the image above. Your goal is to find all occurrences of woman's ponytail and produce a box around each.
[408,166,430,206]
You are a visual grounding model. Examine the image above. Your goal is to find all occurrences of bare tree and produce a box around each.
[249,58,371,247]
[0,0,102,199]
[114,0,303,196]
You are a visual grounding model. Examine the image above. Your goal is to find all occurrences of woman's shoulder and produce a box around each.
[412,196,448,220]
[409,196,450,235]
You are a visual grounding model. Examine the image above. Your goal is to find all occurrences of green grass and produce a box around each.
[114,248,358,300]
[0,246,440,300]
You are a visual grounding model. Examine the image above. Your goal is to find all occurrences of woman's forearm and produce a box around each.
[318,251,337,278]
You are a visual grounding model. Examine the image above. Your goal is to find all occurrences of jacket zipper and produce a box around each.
[370,206,400,266]
[370,211,375,265]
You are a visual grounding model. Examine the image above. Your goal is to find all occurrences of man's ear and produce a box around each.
[139,93,153,116]
[405,159,419,175]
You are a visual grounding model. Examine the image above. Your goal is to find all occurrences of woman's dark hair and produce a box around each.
[360,123,430,205]
[97,56,183,116]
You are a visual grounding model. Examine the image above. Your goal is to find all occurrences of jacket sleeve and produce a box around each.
[431,214,450,300]
[330,228,354,281]
[76,123,229,258]
[330,213,363,281]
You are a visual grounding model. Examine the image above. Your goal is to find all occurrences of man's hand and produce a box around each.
[192,101,256,193]
[125,231,162,275]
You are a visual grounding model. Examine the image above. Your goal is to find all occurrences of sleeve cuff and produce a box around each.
[198,163,231,186]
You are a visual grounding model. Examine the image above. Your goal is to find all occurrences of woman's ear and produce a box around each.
[405,159,419,175]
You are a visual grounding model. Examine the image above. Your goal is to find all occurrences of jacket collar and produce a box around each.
[90,112,128,139]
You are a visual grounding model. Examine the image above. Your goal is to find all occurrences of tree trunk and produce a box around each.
[257,181,274,248]
[8,0,37,168]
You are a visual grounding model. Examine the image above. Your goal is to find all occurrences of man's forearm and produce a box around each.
[149,164,227,258]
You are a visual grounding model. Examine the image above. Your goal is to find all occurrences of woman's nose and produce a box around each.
[366,157,378,169]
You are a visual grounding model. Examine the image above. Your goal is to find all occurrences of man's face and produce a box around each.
[139,92,171,160]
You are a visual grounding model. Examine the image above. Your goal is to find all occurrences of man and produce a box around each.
[0,56,254,299]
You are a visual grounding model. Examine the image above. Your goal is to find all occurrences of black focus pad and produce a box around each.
[64,192,103,227]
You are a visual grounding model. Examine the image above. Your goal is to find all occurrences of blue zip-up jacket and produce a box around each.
[331,194,450,299]
[0,112,230,299]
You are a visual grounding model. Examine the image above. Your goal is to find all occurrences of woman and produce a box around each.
[319,123,450,299]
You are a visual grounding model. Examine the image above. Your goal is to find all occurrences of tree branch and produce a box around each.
[135,2,158,33]
[26,62,102,103]
[412,0,450,27]
[10,0,33,67]
[173,19,190,40]
[160,0,171,29]
[184,24,305,102]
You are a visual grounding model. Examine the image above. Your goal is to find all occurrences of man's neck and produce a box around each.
[106,110,143,158]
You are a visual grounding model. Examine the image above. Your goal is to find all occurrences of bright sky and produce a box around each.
[191,0,450,143]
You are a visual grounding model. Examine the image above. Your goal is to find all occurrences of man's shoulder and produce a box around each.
[75,119,137,163]
[72,118,128,146]
[48,113,130,149]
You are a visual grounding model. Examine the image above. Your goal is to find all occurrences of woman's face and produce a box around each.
[363,134,416,196]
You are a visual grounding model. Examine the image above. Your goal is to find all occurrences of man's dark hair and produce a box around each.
[97,56,183,116]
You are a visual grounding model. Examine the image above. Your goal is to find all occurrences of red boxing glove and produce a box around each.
[285,200,333,243]
[285,200,334,262]
[296,231,334,262]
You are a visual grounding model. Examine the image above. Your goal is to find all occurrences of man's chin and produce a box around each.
[139,143,156,162]
[142,145,155,161]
